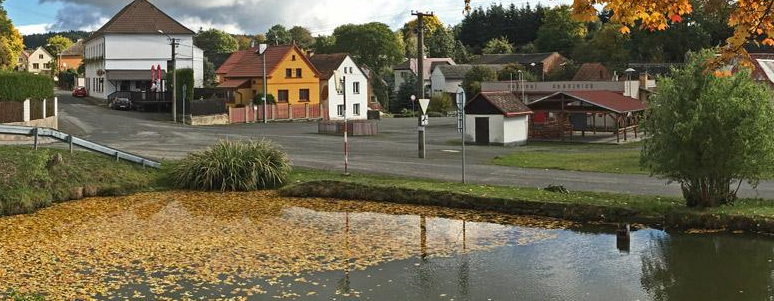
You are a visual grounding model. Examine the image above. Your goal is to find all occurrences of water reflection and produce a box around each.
[640,232,774,301]
[1,191,774,300]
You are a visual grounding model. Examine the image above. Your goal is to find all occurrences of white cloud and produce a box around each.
[16,23,52,35]
[40,0,566,34]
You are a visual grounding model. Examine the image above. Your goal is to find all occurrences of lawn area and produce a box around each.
[289,167,682,217]
[490,141,647,174]
[0,146,164,216]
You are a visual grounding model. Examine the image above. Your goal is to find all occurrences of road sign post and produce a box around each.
[456,86,466,183]
[418,98,430,158]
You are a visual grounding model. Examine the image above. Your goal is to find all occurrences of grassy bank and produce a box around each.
[0,146,164,216]
[490,141,646,174]
[287,168,774,229]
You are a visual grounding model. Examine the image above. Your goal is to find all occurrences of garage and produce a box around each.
[464,91,533,146]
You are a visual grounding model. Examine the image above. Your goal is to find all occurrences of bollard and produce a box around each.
[115,151,120,162]
[68,135,74,153]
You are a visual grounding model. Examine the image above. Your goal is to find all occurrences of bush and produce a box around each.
[428,93,452,114]
[641,50,774,207]
[0,71,54,102]
[253,92,276,105]
[170,140,291,191]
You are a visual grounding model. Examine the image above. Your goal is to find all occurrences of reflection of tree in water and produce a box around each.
[641,232,774,301]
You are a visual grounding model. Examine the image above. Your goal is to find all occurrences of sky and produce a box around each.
[5,0,571,36]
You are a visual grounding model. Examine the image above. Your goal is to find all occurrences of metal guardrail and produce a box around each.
[0,124,161,168]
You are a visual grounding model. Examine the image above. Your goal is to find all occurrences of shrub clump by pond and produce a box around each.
[170,140,291,191]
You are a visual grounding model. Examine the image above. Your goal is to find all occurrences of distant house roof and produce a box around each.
[472,52,560,65]
[216,44,319,80]
[465,91,533,117]
[218,78,251,89]
[572,63,611,81]
[745,53,774,86]
[530,91,646,114]
[393,58,455,80]
[436,64,505,80]
[86,0,194,42]
[20,50,30,59]
[309,53,349,80]
[61,40,84,57]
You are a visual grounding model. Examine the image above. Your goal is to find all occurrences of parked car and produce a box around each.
[72,86,87,97]
[109,97,132,110]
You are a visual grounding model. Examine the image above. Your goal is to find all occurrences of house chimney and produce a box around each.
[639,72,648,88]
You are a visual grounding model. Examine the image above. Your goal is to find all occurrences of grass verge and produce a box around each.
[490,141,646,174]
[0,146,165,216]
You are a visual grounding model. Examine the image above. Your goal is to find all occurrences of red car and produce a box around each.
[72,86,87,97]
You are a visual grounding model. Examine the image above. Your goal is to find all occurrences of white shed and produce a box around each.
[464,91,532,146]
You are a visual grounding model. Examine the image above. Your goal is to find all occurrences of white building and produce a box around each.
[309,53,369,120]
[25,47,54,75]
[393,58,455,93]
[464,91,532,146]
[431,64,504,95]
[83,0,203,99]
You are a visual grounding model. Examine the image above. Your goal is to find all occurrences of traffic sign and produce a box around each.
[421,114,429,126]
[419,98,430,114]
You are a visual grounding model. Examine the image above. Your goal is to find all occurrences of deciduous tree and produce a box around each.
[289,26,315,49]
[0,0,24,70]
[462,65,497,99]
[426,27,456,58]
[641,50,774,207]
[482,36,514,54]
[194,29,238,56]
[535,6,586,56]
[331,22,403,74]
[266,24,292,45]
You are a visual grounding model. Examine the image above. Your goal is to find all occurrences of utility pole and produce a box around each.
[160,30,179,123]
[412,11,433,159]
[343,76,349,175]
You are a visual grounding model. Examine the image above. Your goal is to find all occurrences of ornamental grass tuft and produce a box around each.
[170,140,291,191]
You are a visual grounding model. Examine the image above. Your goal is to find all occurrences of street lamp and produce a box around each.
[410,94,416,113]
[257,44,268,123]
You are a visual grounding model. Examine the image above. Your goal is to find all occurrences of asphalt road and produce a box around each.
[55,91,774,198]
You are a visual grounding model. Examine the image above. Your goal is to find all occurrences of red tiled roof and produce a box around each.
[532,91,646,113]
[474,91,533,117]
[87,0,193,41]
[217,78,250,89]
[309,53,348,80]
[218,45,320,79]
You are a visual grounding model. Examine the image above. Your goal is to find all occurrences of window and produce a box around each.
[299,89,310,102]
[39,54,43,59]
[353,82,360,94]
[353,103,360,116]
[277,90,289,102]
[292,55,296,61]
[337,105,345,116]
[296,68,302,78]
[43,63,50,69]
[285,69,292,78]
[33,63,39,69]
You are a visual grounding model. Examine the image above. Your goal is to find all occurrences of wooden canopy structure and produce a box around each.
[526,91,647,142]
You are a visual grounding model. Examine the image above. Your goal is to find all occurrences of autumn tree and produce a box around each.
[289,26,315,49]
[482,36,514,54]
[266,24,292,45]
[535,6,586,56]
[0,0,23,70]
[194,29,238,56]
[641,50,774,207]
[45,35,73,72]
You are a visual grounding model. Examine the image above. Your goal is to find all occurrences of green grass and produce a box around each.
[490,141,647,174]
[289,167,682,217]
[0,146,164,216]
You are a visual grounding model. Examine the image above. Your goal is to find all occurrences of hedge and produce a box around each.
[165,68,194,103]
[0,71,54,102]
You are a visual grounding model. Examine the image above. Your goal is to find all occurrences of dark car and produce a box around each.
[72,86,87,97]
[109,97,132,110]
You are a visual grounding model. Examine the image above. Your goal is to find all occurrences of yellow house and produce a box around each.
[216,45,320,107]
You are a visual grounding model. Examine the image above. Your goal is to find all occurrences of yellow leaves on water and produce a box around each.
[0,191,571,300]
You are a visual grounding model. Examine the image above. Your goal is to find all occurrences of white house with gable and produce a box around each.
[309,53,369,120]
[83,0,203,99]
[26,47,54,75]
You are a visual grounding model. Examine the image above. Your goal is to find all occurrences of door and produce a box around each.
[475,117,489,145]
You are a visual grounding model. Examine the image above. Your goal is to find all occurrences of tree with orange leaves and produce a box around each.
[461,0,773,68]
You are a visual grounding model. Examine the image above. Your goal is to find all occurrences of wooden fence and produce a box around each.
[0,98,57,124]
[230,103,323,124]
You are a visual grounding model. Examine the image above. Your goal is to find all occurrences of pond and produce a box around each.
[1,191,773,300]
